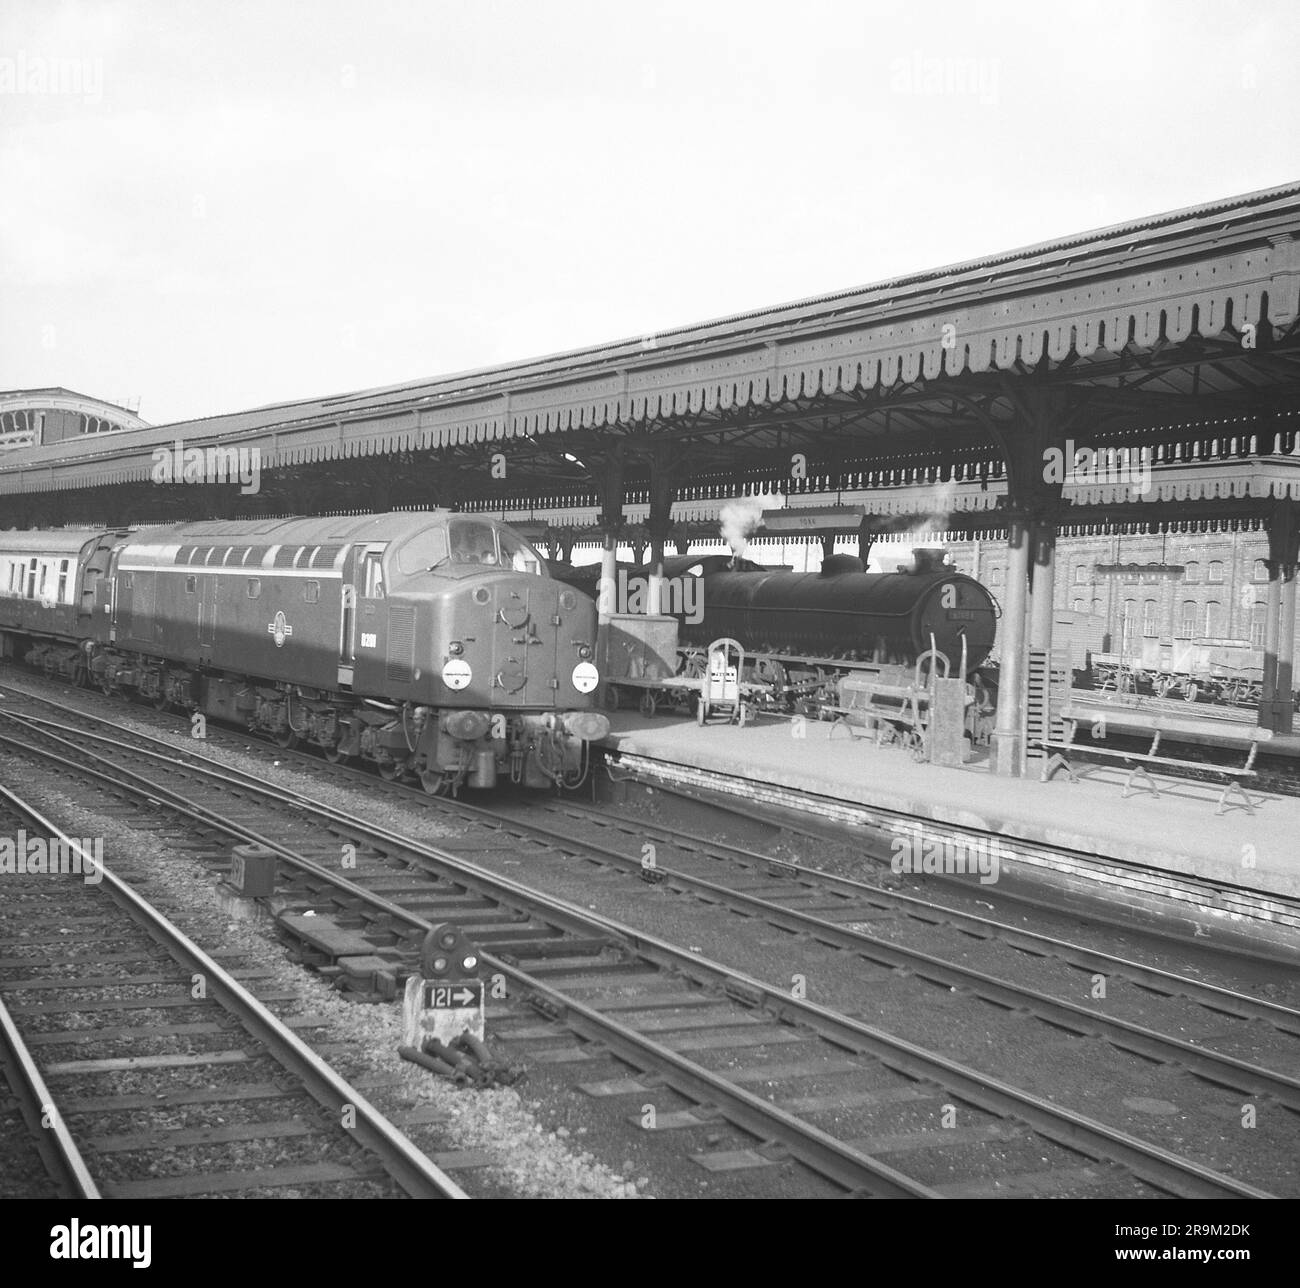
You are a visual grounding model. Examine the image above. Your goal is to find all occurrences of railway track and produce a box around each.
[0,783,466,1200]
[0,680,1289,1197]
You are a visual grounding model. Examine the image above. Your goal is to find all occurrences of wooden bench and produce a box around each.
[1033,716,1268,815]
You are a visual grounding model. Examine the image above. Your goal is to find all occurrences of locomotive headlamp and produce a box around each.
[577,644,592,659]
[571,661,599,693]
[448,641,464,656]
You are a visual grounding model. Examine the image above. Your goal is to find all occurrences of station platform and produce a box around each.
[599,709,1300,960]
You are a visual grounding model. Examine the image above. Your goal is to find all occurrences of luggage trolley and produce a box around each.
[696,637,751,726]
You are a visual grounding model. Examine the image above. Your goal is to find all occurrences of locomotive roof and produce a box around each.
[124,511,483,547]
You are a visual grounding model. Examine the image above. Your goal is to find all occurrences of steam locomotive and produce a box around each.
[0,512,608,792]
[557,548,999,675]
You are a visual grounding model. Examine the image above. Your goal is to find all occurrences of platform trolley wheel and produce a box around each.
[639,691,657,718]
[602,683,621,712]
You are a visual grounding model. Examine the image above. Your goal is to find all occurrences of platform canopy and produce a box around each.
[2,182,1299,532]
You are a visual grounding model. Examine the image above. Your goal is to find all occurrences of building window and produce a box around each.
[1204,601,1222,638]
[1184,561,1200,583]
[1207,560,1224,584]
[1178,601,1196,637]
[1252,602,1267,647]
[1121,600,1137,648]
[990,567,1004,586]
[1142,599,1158,637]
[1073,599,1085,613]
[1074,564,1089,585]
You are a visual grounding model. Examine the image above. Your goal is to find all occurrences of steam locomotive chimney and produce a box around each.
[907,547,949,575]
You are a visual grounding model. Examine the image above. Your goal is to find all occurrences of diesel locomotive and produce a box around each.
[0,512,608,792]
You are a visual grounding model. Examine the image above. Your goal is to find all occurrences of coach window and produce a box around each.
[247,578,261,598]
[304,580,320,603]
[57,559,70,604]
[363,552,385,598]
[26,558,38,598]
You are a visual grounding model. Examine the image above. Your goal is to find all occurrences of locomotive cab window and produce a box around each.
[362,552,385,598]
[186,576,197,594]
[498,528,543,575]
[396,529,449,576]
[247,578,261,598]
[304,580,320,603]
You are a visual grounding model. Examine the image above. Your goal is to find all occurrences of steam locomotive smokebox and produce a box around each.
[229,843,277,897]
[598,613,680,681]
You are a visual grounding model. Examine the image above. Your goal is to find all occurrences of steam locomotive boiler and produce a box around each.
[673,549,997,672]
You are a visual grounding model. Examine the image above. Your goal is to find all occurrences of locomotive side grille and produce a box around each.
[386,605,415,683]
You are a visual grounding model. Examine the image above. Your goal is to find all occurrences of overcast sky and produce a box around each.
[1,0,1297,426]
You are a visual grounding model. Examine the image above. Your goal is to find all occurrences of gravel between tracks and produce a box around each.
[0,746,641,1199]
